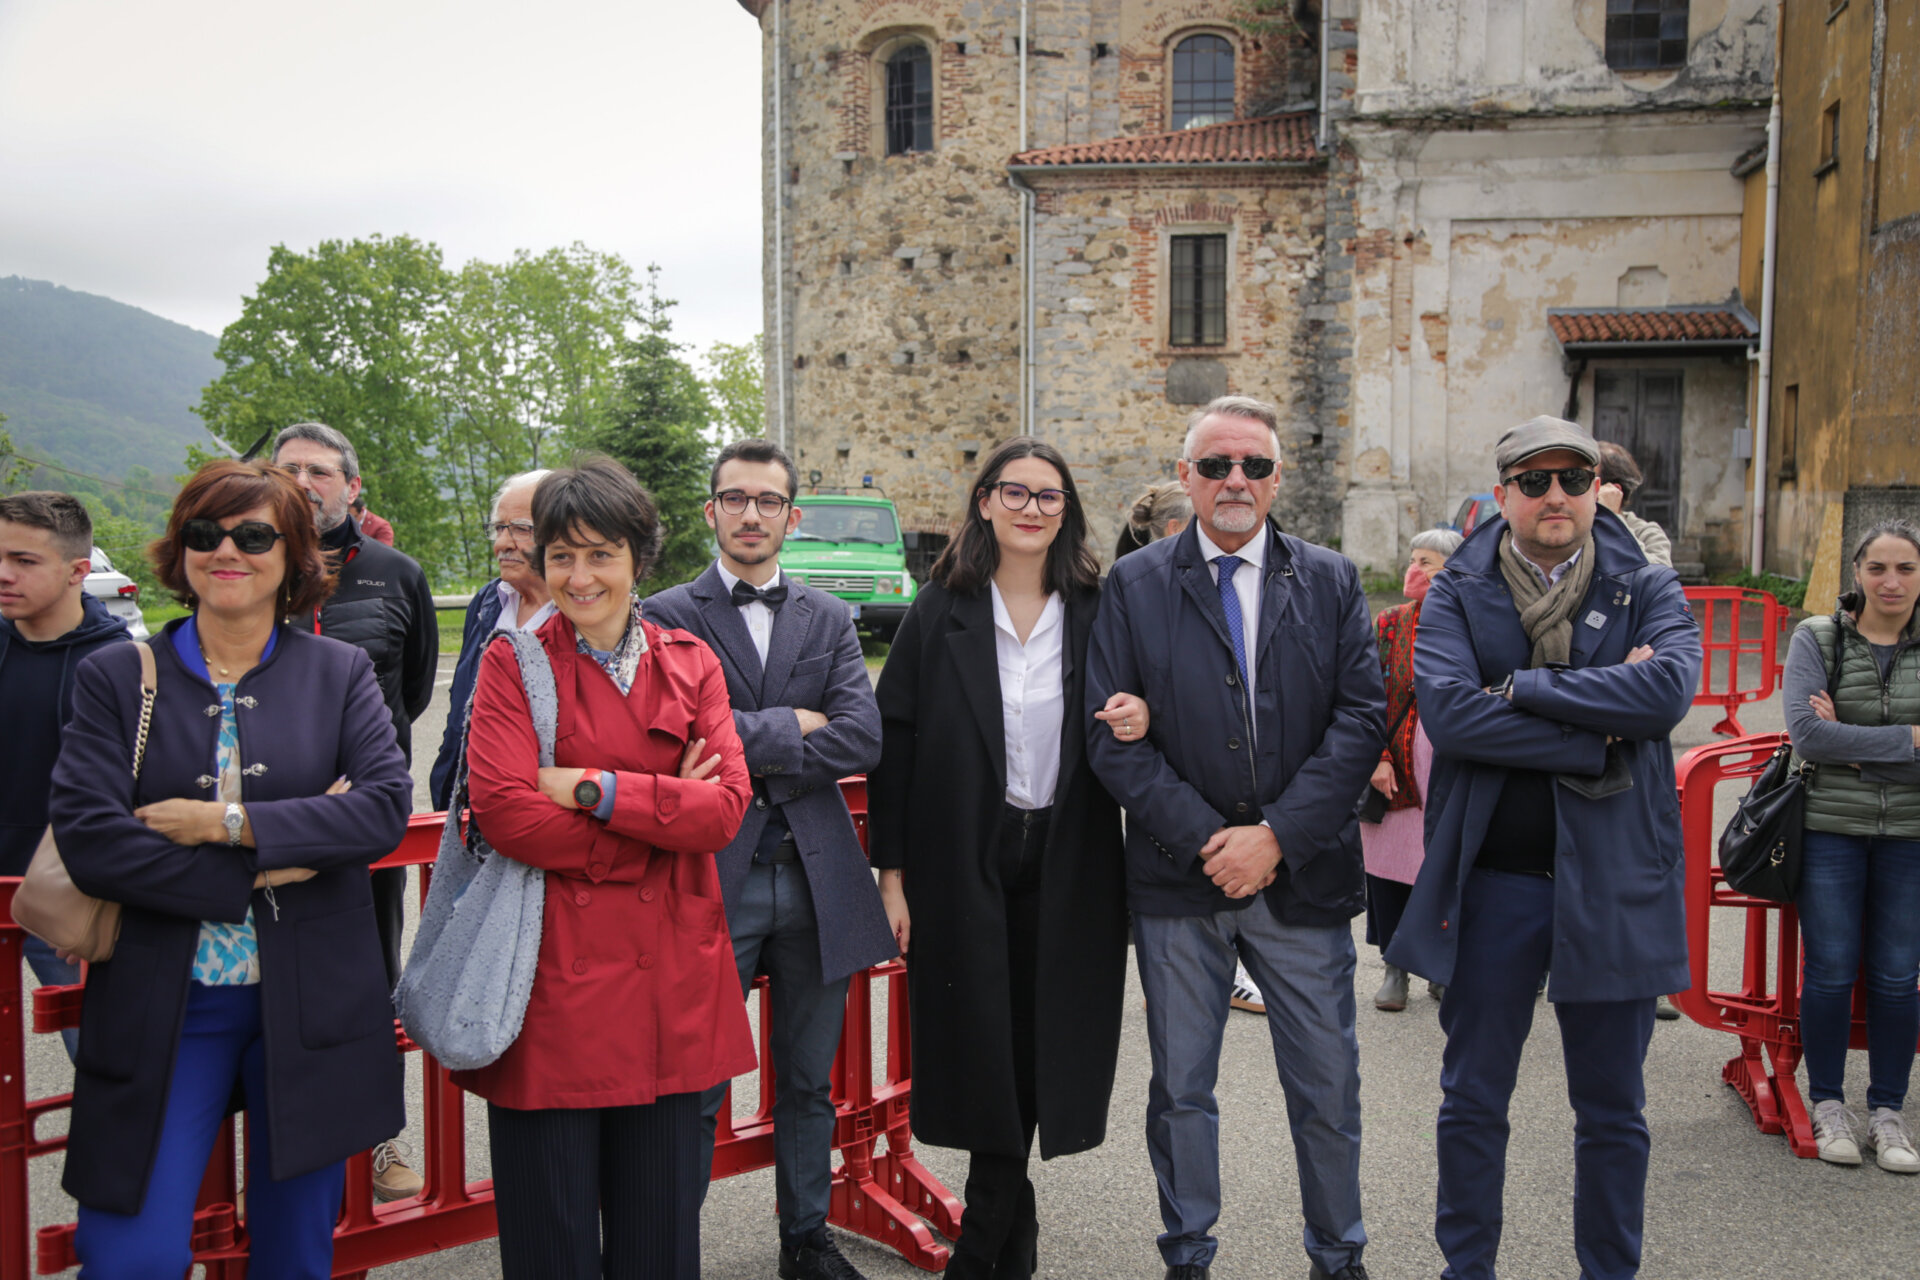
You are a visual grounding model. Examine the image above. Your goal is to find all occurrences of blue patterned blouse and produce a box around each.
[191,682,260,986]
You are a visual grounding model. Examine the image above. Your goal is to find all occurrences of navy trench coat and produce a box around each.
[48,619,412,1213]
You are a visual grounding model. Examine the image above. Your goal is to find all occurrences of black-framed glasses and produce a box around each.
[278,462,342,483]
[986,482,1070,516]
[182,519,286,555]
[1503,467,1596,499]
[483,519,536,544]
[713,490,793,518]
[1189,455,1276,481]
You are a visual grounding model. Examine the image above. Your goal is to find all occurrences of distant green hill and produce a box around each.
[0,276,220,482]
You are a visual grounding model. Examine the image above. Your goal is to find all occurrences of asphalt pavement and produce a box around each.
[19,620,1920,1279]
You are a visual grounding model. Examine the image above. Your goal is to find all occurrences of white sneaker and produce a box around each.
[1812,1099,1863,1166]
[1230,961,1265,1014]
[1865,1107,1920,1174]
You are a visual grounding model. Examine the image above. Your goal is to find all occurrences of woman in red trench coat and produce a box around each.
[458,457,754,1280]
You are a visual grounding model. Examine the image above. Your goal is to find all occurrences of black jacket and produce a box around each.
[49,620,413,1212]
[315,516,437,761]
[0,593,130,875]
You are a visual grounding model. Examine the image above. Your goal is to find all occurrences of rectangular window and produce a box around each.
[1818,101,1841,173]
[1169,234,1227,347]
[1605,0,1689,71]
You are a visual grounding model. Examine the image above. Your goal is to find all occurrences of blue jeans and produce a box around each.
[1436,869,1655,1280]
[76,983,344,1280]
[696,860,849,1246]
[23,934,80,1060]
[1796,830,1920,1112]
[1134,897,1366,1274]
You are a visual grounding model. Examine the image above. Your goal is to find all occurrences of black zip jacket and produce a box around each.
[315,516,438,762]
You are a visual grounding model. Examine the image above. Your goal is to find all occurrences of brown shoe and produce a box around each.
[371,1140,424,1201]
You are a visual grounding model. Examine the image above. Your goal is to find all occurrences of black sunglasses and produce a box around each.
[182,519,286,555]
[1190,455,1277,481]
[1502,467,1596,499]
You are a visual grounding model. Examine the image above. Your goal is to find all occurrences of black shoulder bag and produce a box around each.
[1717,617,1844,902]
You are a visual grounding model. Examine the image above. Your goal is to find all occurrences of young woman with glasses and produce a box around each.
[870,438,1140,1278]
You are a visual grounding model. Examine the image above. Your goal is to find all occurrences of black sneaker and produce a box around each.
[779,1229,868,1280]
[1164,1266,1210,1280]
[1308,1262,1370,1280]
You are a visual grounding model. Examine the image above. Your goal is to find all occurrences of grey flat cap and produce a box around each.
[1495,416,1600,474]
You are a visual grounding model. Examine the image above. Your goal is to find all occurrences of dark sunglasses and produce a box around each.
[1190,455,1277,481]
[1502,467,1596,499]
[182,519,286,555]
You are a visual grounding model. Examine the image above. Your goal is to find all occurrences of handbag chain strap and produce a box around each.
[130,641,157,777]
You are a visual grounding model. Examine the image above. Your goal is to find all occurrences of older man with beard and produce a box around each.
[271,421,437,1202]
[429,470,554,811]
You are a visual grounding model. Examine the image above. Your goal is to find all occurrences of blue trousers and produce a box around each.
[696,860,849,1246]
[1436,869,1656,1280]
[76,983,344,1280]
[23,934,80,1060]
[1796,830,1920,1111]
[1134,896,1366,1274]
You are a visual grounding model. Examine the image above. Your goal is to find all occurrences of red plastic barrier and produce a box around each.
[1682,587,1791,737]
[2,781,957,1280]
[1674,734,1920,1157]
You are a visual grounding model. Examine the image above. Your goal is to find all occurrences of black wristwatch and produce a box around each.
[1489,672,1515,700]
[573,775,604,811]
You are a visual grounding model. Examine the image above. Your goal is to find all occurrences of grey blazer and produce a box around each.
[646,565,897,981]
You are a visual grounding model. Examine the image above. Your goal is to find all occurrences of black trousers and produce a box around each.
[949,805,1048,1280]
[487,1094,703,1280]
[373,864,408,989]
[1365,873,1413,951]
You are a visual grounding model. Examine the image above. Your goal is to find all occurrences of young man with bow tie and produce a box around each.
[646,439,895,1280]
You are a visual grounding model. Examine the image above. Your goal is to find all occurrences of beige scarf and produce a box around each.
[1497,530,1597,668]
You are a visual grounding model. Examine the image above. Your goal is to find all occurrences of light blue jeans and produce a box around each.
[1134,897,1366,1274]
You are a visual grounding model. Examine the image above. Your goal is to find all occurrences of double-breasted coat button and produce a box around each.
[574,890,591,907]
[1227,738,1240,750]
[1235,802,1249,815]
[571,958,588,975]
[637,954,655,970]
[755,796,769,810]
[640,888,656,902]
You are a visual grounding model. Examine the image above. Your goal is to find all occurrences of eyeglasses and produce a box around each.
[713,490,793,518]
[484,519,536,544]
[279,463,342,483]
[986,482,1070,516]
[1502,467,1596,499]
[1188,455,1277,481]
[182,519,286,555]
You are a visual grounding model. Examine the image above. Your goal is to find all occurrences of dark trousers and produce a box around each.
[696,860,850,1246]
[76,984,344,1280]
[1364,873,1413,952]
[487,1094,703,1280]
[1436,869,1656,1280]
[372,865,407,990]
[946,805,1048,1280]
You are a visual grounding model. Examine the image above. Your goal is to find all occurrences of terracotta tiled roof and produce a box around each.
[1548,306,1759,347]
[1010,114,1318,167]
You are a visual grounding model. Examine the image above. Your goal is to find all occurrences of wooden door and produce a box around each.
[1593,369,1682,532]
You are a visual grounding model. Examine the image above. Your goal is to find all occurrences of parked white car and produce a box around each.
[86,546,150,641]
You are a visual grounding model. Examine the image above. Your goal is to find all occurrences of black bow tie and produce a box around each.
[731,580,789,610]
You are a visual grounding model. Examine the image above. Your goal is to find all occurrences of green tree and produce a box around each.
[0,414,29,494]
[701,335,766,442]
[196,235,456,572]
[594,271,715,593]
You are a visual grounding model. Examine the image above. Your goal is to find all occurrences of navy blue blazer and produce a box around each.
[1087,522,1388,923]
[429,577,506,809]
[48,619,413,1213]
[645,565,896,982]
[1384,509,1702,1003]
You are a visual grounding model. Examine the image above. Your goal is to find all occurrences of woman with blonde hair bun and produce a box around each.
[1112,482,1193,563]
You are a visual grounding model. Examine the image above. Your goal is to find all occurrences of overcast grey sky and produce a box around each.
[0,0,765,360]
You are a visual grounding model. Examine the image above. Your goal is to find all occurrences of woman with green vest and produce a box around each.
[1784,518,1920,1172]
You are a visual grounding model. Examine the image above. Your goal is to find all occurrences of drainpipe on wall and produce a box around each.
[1317,0,1330,149]
[769,0,789,455]
[1018,0,1033,438]
[1748,90,1781,575]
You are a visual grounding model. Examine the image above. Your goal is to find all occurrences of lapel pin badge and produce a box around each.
[1584,610,1608,629]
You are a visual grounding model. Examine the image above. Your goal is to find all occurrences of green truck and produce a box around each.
[785,489,917,642]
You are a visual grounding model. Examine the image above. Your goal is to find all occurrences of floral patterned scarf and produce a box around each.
[576,595,649,695]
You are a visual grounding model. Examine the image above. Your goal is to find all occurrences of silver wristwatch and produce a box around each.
[223,802,245,847]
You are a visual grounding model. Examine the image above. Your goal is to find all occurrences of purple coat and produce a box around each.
[49,618,412,1214]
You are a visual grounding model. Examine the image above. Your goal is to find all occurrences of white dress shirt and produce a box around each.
[715,562,783,667]
[1519,545,1581,588]
[493,579,557,635]
[989,582,1066,811]
[1194,523,1266,683]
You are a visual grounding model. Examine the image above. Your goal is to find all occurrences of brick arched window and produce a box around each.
[1171,33,1235,130]
[885,44,934,155]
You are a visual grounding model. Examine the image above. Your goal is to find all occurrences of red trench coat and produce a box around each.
[453,612,756,1109]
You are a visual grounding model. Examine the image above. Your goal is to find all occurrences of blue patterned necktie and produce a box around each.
[1215,554,1249,687]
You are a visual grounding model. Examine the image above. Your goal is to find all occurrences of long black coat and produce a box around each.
[869,582,1126,1160]
[48,620,412,1213]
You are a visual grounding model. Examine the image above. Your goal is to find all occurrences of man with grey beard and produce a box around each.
[1087,396,1386,1280]
[272,421,437,1201]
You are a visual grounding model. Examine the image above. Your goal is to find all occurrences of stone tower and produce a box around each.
[733,0,1337,555]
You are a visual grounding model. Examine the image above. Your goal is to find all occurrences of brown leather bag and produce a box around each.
[10,641,156,964]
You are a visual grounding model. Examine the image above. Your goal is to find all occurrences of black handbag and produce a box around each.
[1717,618,1843,901]
[1356,699,1415,824]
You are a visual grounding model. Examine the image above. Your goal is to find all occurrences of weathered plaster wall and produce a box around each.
[1354,0,1773,116]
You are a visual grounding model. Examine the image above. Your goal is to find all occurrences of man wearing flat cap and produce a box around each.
[1387,416,1701,1280]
